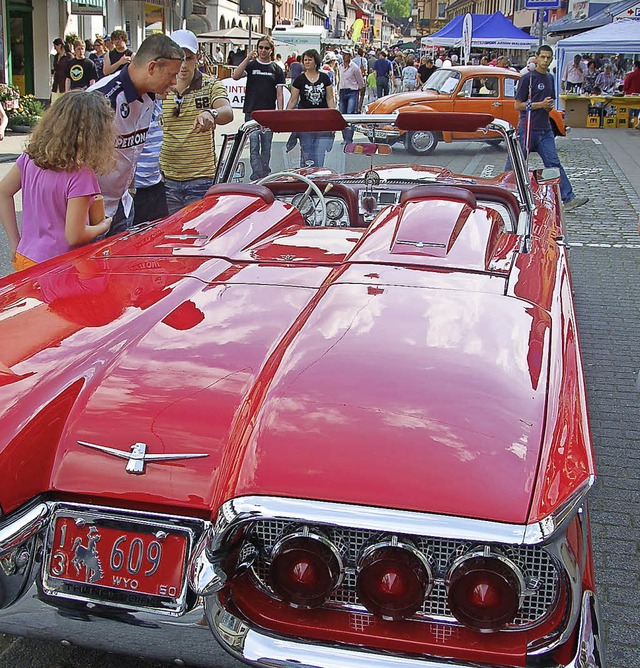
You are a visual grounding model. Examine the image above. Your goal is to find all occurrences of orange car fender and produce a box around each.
[550,108,567,136]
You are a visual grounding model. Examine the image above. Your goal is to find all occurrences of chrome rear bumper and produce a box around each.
[0,581,221,667]
[207,591,604,668]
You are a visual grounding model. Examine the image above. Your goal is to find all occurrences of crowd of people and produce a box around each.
[280,46,442,102]
[561,54,640,130]
[1,30,234,270]
[2,27,637,270]
[561,52,639,95]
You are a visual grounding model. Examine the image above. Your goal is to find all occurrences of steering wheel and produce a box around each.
[257,172,327,226]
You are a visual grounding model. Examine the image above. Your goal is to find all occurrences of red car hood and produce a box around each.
[0,256,548,525]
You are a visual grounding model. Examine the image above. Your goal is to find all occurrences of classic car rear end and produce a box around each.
[0,111,602,667]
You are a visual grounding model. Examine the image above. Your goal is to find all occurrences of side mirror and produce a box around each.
[533,168,561,185]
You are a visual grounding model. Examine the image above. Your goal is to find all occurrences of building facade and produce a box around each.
[0,0,398,100]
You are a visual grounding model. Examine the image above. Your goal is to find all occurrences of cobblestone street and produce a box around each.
[556,131,640,668]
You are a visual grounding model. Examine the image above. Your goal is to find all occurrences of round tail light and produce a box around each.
[356,538,432,620]
[269,528,343,608]
[446,551,523,631]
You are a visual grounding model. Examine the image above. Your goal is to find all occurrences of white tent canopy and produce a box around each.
[197,27,288,48]
[555,19,640,102]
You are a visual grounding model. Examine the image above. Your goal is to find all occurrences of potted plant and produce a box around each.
[7,95,45,133]
[0,83,21,111]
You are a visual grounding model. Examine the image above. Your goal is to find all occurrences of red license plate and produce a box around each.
[47,516,187,600]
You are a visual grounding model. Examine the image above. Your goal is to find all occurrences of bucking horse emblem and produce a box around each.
[71,526,104,584]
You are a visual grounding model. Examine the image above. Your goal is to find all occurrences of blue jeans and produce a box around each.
[245,112,273,180]
[299,132,335,167]
[508,126,575,203]
[339,89,359,142]
[106,199,135,237]
[376,75,390,99]
[165,177,214,215]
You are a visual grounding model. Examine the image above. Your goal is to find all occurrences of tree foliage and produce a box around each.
[383,0,411,20]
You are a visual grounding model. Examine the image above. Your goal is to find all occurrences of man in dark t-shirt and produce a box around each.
[233,37,285,180]
[511,44,587,211]
[103,30,134,76]
[65,41,98,90]
[417,58,436,87]
[373,52,393,98]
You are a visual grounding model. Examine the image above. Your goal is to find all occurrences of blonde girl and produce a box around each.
[0,90,114,271]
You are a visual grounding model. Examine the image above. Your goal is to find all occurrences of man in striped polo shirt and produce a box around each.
[89,33,184,235]
[160,30,233,214]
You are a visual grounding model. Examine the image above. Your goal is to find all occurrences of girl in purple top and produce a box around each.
[0,91,114,271]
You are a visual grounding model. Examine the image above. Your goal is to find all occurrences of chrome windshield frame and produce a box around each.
[215,114,535,249]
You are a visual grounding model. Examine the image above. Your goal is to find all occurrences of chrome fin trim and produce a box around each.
[0,502,50,556]
[210,483,595,553]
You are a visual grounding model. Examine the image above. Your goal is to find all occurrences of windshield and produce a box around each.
[214,110,530,229]
[423,69,462,94]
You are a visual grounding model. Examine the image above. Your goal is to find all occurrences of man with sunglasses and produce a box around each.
[160,30,233,215]
[233,37,285,181]
[89,33,184,235]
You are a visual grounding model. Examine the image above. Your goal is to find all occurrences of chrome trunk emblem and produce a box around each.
[77,440,208,474]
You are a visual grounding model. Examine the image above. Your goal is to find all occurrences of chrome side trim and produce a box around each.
[567,591,605,668]
[523,476,596,544]
[528,501,595,658]
[209,484,595,553]
[0,502,50,556]
[207,589,604,668]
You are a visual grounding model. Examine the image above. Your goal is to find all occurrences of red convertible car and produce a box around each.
[0,110,603,667]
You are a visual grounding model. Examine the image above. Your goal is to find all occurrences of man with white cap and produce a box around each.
[160,29,233,214]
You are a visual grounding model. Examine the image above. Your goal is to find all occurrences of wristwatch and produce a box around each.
[206,108,219,121]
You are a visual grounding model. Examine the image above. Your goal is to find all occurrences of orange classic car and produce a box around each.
[363,66,567,154]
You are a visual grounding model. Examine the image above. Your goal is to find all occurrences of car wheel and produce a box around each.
[484,139,503,147]
[404,131,438,155]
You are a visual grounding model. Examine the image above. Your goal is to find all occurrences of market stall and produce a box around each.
[554,18,640,118]
[561,93,640,127]
[421,12,537,50]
